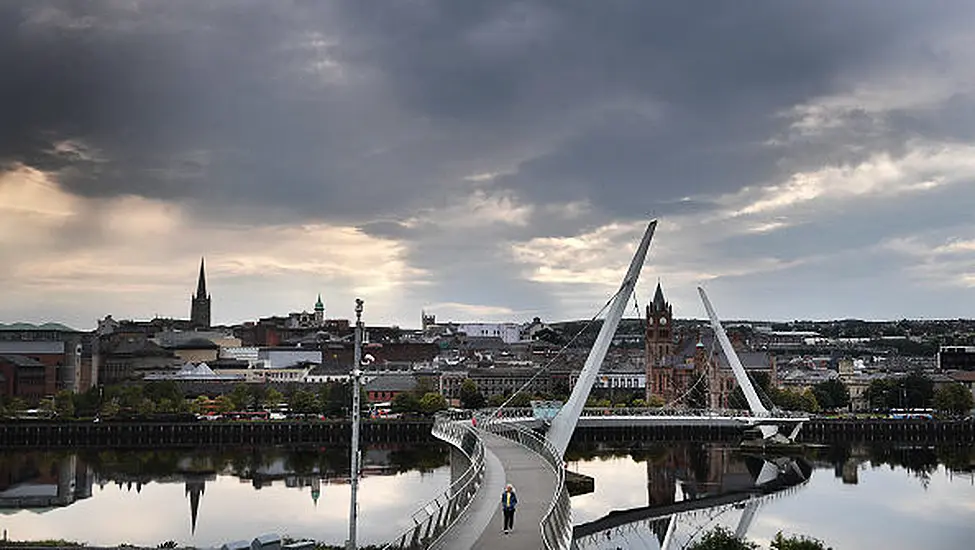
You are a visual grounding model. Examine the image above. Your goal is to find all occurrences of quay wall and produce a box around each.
[2,418,973,448]
[0,419,434,448]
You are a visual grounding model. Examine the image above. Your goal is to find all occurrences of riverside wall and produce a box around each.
[1,417,973,448]
[0,418,434,448]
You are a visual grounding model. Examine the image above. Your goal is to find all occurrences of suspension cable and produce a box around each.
[488,284,627,417]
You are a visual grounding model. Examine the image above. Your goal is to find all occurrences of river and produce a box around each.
[1,441,973,548]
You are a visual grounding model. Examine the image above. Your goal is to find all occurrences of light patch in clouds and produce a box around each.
[463,171,505,182]
[733,143,975,217]
[511,222,647,286]
[0,164,78,221]
[407,188,533,229]
[0,170,423,327]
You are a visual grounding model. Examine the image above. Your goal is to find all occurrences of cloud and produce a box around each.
[4,1,975,326]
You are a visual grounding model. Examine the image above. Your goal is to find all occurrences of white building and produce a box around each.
[457,323,522,344]
[594,371,647,391]
[258,347,322,369]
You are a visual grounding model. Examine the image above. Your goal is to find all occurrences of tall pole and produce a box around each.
[348,298,364,550]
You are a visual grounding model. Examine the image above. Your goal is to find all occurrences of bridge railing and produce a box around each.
[486,407,807,420]
[480,417,572,550]
[577,407,809,419]
[381,411,485,550]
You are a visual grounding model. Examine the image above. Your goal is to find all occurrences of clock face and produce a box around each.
[659,317,668,325]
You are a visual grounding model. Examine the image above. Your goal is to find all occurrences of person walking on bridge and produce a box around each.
[501,483,518,534]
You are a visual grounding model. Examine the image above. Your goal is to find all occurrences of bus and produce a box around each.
[889,408,934,420]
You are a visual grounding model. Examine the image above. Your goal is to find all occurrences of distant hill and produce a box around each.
[0,322,80,332]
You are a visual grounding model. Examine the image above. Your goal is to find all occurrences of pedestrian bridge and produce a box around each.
[379,221,808,549]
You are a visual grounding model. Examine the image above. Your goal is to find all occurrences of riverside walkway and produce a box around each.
[433,430,559,550]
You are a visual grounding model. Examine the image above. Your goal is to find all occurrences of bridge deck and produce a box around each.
[434,431,558,550]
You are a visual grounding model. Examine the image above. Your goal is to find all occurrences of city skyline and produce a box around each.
[3,2,975,330]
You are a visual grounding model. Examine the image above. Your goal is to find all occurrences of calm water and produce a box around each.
[0,444,452,547]
[566,442,975,550]
[2,442,974,548]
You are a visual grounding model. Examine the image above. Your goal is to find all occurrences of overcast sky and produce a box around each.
[2,1,975,330]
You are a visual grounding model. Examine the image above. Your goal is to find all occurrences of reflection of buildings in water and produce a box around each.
[89,468,216,534]
[577,448,813,550]
[646,444,754,507]
[841,459,859,484]
[185,475,207,534]
[0,454,93,510]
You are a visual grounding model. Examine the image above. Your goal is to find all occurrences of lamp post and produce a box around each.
[347,299,364,550]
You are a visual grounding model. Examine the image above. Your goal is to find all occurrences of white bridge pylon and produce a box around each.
[547,219,657,457]
[698,287,768,416]
[698,286,806,442]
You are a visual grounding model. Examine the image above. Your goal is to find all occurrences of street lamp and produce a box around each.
[347,299,364,550]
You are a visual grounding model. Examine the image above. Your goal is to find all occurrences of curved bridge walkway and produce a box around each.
[433,431,559,550]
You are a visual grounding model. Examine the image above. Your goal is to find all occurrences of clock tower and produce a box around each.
[645,281,674,400]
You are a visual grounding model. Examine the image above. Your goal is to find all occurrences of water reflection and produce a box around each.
[571,444,812,549]
[567,442,975,550]
[0,444,450,547]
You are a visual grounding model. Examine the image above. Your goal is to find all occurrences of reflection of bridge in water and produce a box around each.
[386,220,811,550]
[572,450,813,549]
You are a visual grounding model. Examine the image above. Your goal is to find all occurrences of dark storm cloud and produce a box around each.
[335,1,970,217]
[3,0,971,224]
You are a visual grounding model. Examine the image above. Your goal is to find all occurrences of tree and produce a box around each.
[100,398,121,419]
[419,392,447,415]
[864,379,896,411]
[288,389,319,415]
[135,397,156,416]
[71,387,102,418]
[773,388,820,413]
[901,371,934,408]
[933,383,974,416]
[6,397,27,414]
[487,394,507,407]
[688,527,757,550]
[325,382,350,416]
[54,390,76,418]
[770,532,830,550]
[229,384,253,411]
[189,395,211,415]
[213,394,235,414]
[144,381,182,404]
[460,380,486,409]
[508,392,532,407]
[812,379,850,411]
[646,395,666,408]
[263,388,285,409]
[392,392,421,414]
[688,528,829,550]
[38,396,56,416]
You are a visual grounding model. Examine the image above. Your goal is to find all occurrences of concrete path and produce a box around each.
[433,430,559,550]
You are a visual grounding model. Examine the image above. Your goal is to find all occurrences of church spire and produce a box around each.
[652,280,667,311]
[196,257,207,299]
[190,257,212,329]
